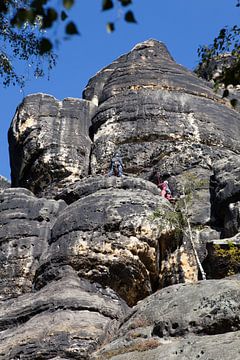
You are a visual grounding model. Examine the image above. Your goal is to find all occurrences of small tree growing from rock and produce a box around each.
[176,173,207,280]
[153,173,207,281]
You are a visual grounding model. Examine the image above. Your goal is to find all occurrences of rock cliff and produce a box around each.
[2,39,240,359]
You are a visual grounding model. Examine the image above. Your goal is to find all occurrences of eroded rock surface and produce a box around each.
[3,39,240,360]
[0,273,129,359]
[91,279,240,359]
[84,39,240,184]
[0,188,65,300]
[9,94,96,198]
[35,176,175,306]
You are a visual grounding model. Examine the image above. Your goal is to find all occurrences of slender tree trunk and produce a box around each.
[182,193,206,281]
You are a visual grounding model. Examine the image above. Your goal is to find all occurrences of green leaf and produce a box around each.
[41,8,58,28]
[39,38,53,55]
[119,0,132,6]
[31,0,47,12]
[61,11,68,21]
[63,0,74,10]
[65,21,79,35]
[106,22,115,33]
[102,0,114,11]
[16,8,29,23]
[124,10,137,23]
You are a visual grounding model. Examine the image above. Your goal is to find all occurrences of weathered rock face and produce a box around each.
[82,39,240,262]
[35,176,176,306]
[9,94,96,198]
[91,279,240,359]
[0,187,66,300]
[0,273,129,359]
[3,39,240,360]
[211,155,240,234]
[84,39,240,183]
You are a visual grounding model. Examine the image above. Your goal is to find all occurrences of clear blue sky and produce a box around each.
[1,0,239,180]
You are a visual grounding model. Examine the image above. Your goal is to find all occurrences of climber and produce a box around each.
[108,152,123,177]
[158,179,174,202]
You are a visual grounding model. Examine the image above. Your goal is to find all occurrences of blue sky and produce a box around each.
[1,0,239,180]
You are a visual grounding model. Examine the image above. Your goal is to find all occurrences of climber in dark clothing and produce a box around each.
[109,152,123,177]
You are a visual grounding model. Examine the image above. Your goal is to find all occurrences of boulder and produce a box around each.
[91,331,240,360]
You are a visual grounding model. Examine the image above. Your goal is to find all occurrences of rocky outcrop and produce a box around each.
[84,40,240,183]
[0,187,65,300]
[9,94,96,198]
[82,39,240,262]
[91,279,240,359]
[3,39,240,359]
[0,273,128,359]
[35,176,175,306]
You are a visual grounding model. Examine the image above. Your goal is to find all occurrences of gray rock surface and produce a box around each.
[91,279,240,359]
[0,187,65,300]
[211,155,240,237]
[91,332,240,360]
[83,39,240,184]
[0,273,129,359]
[56,174,161,204]
[9,94,96,198]
[35,176,174,306]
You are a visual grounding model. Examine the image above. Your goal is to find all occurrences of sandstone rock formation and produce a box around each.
[2,39,240,359]
[91,279,240,360]
[0,274,128,359]
[9,94,96,198]
[0,187,65,300]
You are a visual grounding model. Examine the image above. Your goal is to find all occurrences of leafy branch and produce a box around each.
[0,0,137,86]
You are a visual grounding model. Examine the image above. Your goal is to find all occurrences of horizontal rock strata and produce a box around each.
[3,39,240,360]
[9,94,96,198]
[0,274,129,359]
[83,40,240,183]
[35,176,174,306]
